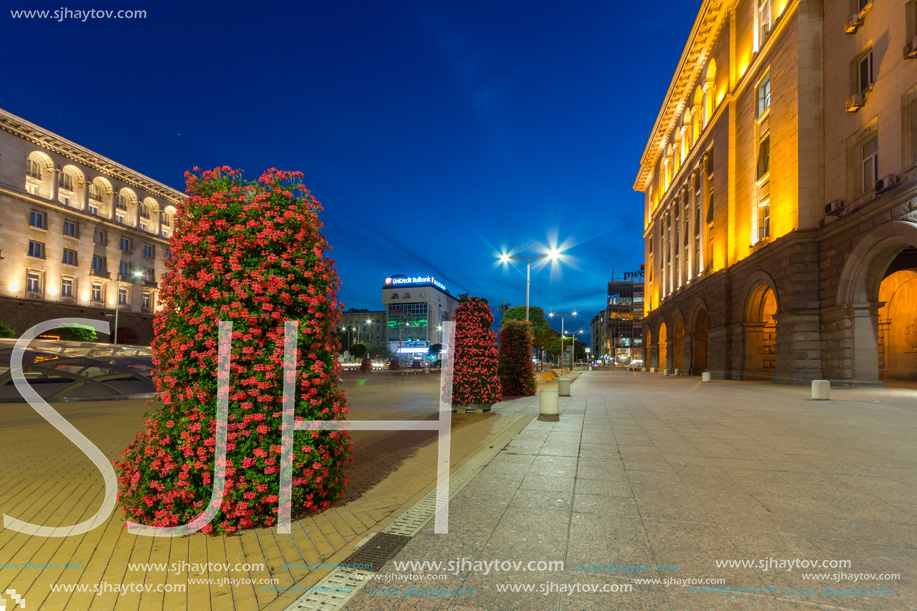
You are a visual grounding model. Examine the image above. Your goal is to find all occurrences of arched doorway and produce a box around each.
[657,323,668,372]
[745,286,777,381]
[673,316,685,371]
[693,308,708,374]
[838,221,917,384]
[878,247,917,382]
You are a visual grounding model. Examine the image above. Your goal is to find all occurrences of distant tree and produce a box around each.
[364,343,393,360]
[0,320,14,339]
[360,358,373,372]
[58,324,97,342]
[501,305,548,337]
[497,320,537,396]
[428,343,442,358]
[349,343,367,359]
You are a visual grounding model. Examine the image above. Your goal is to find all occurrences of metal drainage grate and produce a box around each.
[340,532,411,572]
[286,568,372,611]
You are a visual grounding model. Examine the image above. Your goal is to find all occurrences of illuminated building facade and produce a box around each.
[381,274,459,359]
[0,108,180,344]
[636,0,917,385]
[338,308,386,347]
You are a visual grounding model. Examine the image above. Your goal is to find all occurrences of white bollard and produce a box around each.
[558,378,571,397]
[673,368,680,376]
[701,372,711,382]
[650,367,655,373]
[663,369,669,376]
[540,387,559,421]
[812,380,830,400]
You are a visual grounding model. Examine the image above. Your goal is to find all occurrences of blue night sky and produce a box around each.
[2,0,699,343]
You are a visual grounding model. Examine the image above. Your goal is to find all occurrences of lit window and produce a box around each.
[144,267,154,282]
[62,249,78,266]
[91,283,103,302]
[58,171,73,192]
[89,183,101,202]
[61,277,74,298]
[757,134,771,180]
[116,214,125,225]
[118,287,129,306]
[28,241,44,259]
[758,180,771,241]
[142,292,152,310]
[140,203,151,219]
[89,204,99,216]
[27,158,42,179]
[862,135,878,193]
[140,221,148,232]
[26,272,42,294]
[759,0,771,42]
[29,211,46,229]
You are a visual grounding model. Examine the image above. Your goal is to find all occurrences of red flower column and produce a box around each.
[450,295,501,409]
[116,167,352,535]
[498,320,537,396]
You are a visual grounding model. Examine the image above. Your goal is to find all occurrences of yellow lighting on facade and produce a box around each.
[717,88,726,105]
[8,282,18,292]
[47,287,58,297]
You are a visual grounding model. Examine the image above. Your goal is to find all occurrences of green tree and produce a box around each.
[428,343,442,358]
[501,305,548,337]
[364,343,393,360]
[349,343,367,359]
[0,320,14,339]
[58,324,98,342]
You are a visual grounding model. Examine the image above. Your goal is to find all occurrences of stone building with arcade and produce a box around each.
[635,0,917,385]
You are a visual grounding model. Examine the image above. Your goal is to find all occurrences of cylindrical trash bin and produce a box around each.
[558,378,571,397]
[701,372,711,382]
[539,387,559,421]
[812,380,830,400]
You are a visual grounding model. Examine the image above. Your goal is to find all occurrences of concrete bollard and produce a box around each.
[673,368,680,376]
[812,380,830,400]
[539,387,559,421]
[558,378,571,397]
[663,369,669,376]
[650,367,655,373]
[701,372,711,383]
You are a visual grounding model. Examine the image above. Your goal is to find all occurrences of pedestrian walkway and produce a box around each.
[341,370,917,611]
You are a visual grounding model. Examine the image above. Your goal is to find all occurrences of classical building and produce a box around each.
[381,274,459,359]
[635,0,917,385]
[0,108,181,345]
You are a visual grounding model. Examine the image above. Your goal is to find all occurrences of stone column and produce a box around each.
[772,310,823,384]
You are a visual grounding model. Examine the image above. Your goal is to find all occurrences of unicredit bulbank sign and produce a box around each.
[385,275,447,292]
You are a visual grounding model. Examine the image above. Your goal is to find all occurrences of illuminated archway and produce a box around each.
[745,285,777,381]
[692,307,708,374]
[657,322,668,372]
[673,315,685,371]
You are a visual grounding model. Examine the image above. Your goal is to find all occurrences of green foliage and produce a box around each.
[348,343,367,359]
[0,320,14,339]
[58,324,98,342]
[497,320,537,396]
[501,305,548,337]
[428,343,442,357]
[364,343,393,360]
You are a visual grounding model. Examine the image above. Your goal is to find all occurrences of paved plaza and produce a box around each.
[0,370,914,610]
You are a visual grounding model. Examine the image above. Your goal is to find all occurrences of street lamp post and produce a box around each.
[549,311,576,371]
[498,248,561,322]
[113,270,143,345]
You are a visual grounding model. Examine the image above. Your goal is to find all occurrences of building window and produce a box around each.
[61,277,74,298]
[116,213,125,225]
[120,237,132,252]
[27,158,42,180]
[143,244,155,258]
[119,261,130,277]
[91,283,103,303]
[140,221,148,232]
[58,194,71,207]
[91,255,105,272]
[118,287,129,306]
[757,181,771,241]
[862,134,878,193]
[89,183,101,202]
[115,193,128,211]
[905,87,917,170]
[757,74,771,118]
[29,210,46,229]
[62,248,77,266]
[144,267,154,282]
[63,220,77,237]
[705,151,715,270]
[856,50,874,95]
[93,229,106,245]
[758,0,771,44]
[58,171,73,192]
[142,292,152,310]
[88,203,99,216]
[28,240,44,259]
[756,117,771,242]
[26,271,42,294]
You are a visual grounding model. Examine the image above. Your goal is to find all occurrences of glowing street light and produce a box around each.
[498,247,564,322]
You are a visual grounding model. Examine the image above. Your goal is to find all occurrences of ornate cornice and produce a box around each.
[633,0,730,192]
[0,107,184,205]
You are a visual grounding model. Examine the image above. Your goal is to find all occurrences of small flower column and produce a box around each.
[450,295,501,410]
[498,320,537,396]
[116,167,352,535]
